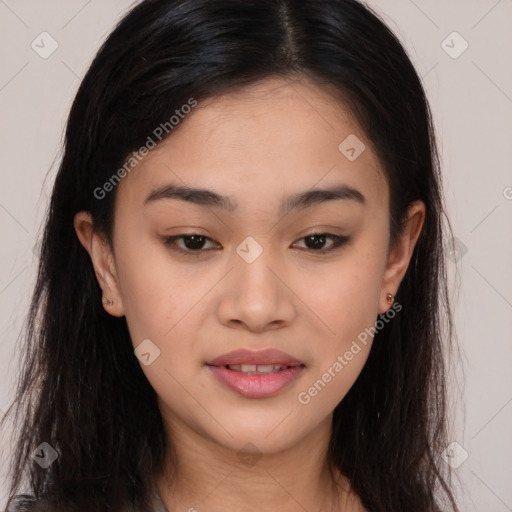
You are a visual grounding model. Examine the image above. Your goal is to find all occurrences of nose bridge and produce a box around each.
[217,234,295,331]
[233,233,280,297]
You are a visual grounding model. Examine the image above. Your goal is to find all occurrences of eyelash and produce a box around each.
[162,232,350,256]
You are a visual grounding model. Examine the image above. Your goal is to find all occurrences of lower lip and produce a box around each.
[206,365,304,398]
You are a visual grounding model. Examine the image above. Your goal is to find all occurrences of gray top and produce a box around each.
[151,486,168,512]
[6,487,168,512]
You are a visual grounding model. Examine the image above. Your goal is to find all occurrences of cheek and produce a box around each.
[294,278,376,414]
[113,230,190,346]
[115,243,206,415]
[300,246,385,342]
[113,231,223,392]
[296,348,370,415]
[293,243,386,406]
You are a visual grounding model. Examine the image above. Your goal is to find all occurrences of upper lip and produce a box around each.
[206,348,304,367]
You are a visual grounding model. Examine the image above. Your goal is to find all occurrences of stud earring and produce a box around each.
[385,293,394,304]
[102,297,113,306]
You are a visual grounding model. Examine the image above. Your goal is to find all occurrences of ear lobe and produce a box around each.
[378,200,425,314]
[73,211,125,317]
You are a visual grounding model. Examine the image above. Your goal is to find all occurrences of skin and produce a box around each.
[74,75,425,512]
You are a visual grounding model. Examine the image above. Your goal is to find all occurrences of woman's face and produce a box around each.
[76,76,424,456]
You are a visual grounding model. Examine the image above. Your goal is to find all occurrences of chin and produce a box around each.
[204,419,310,456]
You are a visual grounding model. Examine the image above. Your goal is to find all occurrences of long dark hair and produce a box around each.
[1,0,459,510]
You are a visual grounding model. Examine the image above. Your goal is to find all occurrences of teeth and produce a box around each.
[226,364,289,374]
[255,364,275,373]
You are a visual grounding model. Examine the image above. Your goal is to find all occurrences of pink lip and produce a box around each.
[206,348,304,367]
[205,349,305,398]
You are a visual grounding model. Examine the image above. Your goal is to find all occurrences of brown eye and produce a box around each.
[163,232,350,257]
[180,235,207,250]
[163,234,219,255]
[292,233,350,252]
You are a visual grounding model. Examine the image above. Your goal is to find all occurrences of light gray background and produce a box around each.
[1,1,511,510]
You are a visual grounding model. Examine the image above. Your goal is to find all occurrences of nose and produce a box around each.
[216,240,296,333]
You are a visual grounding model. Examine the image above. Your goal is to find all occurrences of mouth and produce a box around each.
[205,349,305,398]
[206,347,304,368]
[210,363,304,375]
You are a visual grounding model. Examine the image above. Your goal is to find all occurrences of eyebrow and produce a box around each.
[144,182,365,215]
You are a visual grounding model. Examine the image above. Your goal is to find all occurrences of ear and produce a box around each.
[378,200,426,314]
[73,211,125,317]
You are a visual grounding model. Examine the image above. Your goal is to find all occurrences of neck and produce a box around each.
[155,413,357,512]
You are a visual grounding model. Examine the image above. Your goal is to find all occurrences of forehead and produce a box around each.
[115,76,387,211]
